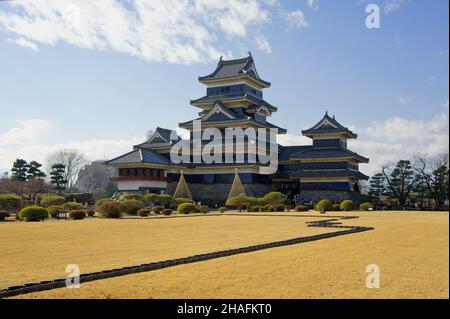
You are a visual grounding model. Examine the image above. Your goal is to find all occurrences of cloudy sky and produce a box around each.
[0,0,448,176]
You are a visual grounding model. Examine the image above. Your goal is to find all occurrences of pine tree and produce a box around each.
[11,159,28,182]
[382,160,416,207]
[368,172,385,208]
[27,161,46,179]
[50,164,68,193]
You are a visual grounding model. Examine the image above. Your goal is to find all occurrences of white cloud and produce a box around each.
[350,112,449,176]
[0,119,51,146]
[384,0,407,14]
[0,0,275,65]
[0,119,141,172]
[285,10,309,30]
[397,95,408,105]
[255,35,272,54]
[306,0,319,11]
[8,37,39,51]
[277,133,311,146]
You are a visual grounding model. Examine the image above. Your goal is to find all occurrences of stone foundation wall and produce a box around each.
[166,182,273,206]
[298,190,361,204]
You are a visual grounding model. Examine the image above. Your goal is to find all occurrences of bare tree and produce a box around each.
[414,153,449,208]
[76,160,116,192]
[46,149,88,189]
[0,178,51,204]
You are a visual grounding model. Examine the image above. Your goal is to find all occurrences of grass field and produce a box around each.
[0,214,336,289]
[2,211,448,299]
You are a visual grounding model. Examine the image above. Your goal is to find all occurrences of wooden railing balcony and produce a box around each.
[110,176,168,182]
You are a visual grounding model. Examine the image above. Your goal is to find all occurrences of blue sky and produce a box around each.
[0,0,448,175]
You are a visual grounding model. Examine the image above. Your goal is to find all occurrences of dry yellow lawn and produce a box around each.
[0,214,336,289]
[13,211,448,299]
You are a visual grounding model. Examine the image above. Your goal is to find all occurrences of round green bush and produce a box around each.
[178,203,197,214]
[332,204,341,211]
[143,193,159,204]
[19,206,48,221]
[268,205,285,212]
[157,194,172,207]
[340,200,356,211]
[41,195,65,207]
[123,199,145,215]
[263,192,287,206]
[316,199,333,212]
[198,205,210,213]
[95,198,113,208]
[98,201,126,218]
[0,194,22,211]
[295,205,309,212]
[65,202,83,211]
[0,210,10,220]
[162,209,172,215]
[47,205,64,218]
[153,206,164,214]
[225,195,252,210]
[138,208,151,217]
[123,193,144,201]
[69,210,86,220]
[360,202,374,211]
[218,207,227,213]
[249,205,263,212]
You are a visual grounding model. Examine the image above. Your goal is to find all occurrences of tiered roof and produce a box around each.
[302,112,357,138]
[290,147,369,163]
[198,53,270,88]
[133,127,179,149]
[106,148,169,166]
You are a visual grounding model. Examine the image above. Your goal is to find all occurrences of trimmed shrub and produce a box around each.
[157,194,172,207]
[98,201,126,218]
[340,200,356,211]
[198,205,210,213]
[162,209,173,216]
[269,205,285,212]
[47,205,64,218]
[174,198,194,205]
[263,192,287,206]
[316,199,333,212]
[65,202,83,211]
[86,209,95,217]
[19,206,48,221]
[218,207,227,213]
[226,195,252,210]
[295,205,309,212]
[261,205,271,212]
[178,203,197,214]
[69,210,86,220]
[0,210,10,221]
[249,205,263,212]
[95,198,113,208]
[0,194,22,211]
[41,195,65,207]
[123,193,144,201]
[285,205,293,212]
[332,204,341,211]
[123,199,145,215]
[153,206,164,214]
[138,208,151,217]
[143,193,159,204]
[360,202,374,211]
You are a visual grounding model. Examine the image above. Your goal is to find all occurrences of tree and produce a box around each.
[46,149,88,189]
[414,153,449,208]
[0,178,50,204]
[263,192,287,206]
[382,160,416,207]
[368,173,386,208]
[11,159,28,181]
[50,164,68,193]
[27,161,46,179]
[75,160,116,192]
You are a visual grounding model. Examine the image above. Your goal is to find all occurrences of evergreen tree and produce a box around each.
[50,164,68,193]
[368,172,386,208]
[11,159,28,182]
[27,161,46,179]
[382,160,416,207]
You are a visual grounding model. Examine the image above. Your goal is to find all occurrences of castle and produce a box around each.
[106,54,369,204]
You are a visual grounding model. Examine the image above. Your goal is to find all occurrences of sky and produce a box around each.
[0,0,448,176]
